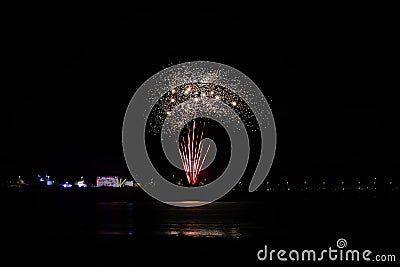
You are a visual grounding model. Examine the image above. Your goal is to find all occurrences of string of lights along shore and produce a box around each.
[3,174,398,191]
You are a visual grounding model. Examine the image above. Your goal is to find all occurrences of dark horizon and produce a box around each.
[2,3,398,182]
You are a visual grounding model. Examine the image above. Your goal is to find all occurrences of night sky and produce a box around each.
[2,3,398,181]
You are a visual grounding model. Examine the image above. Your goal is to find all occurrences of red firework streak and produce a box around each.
[179,118,211,186]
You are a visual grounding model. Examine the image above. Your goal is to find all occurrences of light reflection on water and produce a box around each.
[96,201,275,238]
[162,224,242,238]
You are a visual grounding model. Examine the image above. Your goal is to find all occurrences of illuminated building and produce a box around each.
[124,180,134,187]
[60,182,72,188]
[124,180,140,187]
[75,181,87,188]
[96,176,119,187]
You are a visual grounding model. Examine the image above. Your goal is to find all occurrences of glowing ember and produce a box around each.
[179,118,210,186]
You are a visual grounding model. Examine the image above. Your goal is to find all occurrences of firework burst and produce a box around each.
[123,61,276,205]
[147,81,260,186]
[145,62,272,187]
